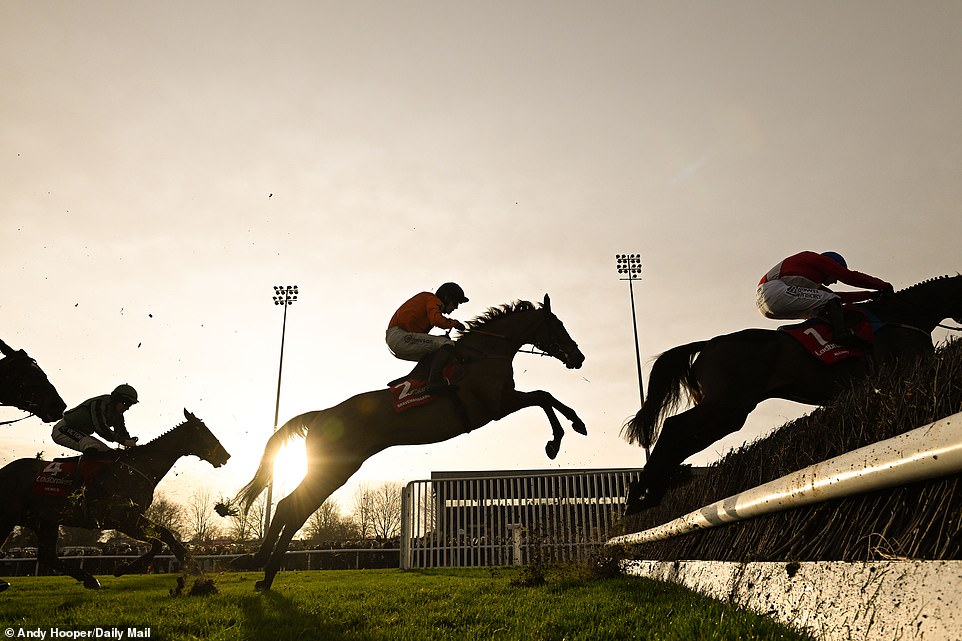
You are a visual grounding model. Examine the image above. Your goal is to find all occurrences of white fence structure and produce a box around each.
[400,468,642,569]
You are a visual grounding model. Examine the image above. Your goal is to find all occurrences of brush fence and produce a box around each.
[400,468,641,569]
[607,411,962,641]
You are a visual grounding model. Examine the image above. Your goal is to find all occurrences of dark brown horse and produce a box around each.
[230,295,585,590]
[0,410,230,589]
[622,274,962,513]
[0,338,66,423]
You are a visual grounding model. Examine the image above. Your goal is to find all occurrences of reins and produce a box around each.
[0,412,34,426]
[459,318,554,358]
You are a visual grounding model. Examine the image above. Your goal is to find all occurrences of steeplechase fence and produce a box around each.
[606,411,962,641]
[400,468,644,569]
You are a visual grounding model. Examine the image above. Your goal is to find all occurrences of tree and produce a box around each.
[225,494,267,542]
[186,489,222,544]
[371,482,403,539]
[304,499,359,543]
[352,484,376,539]
[144,494,186,539]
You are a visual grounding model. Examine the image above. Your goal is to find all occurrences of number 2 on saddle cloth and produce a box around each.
[389,362,467,412]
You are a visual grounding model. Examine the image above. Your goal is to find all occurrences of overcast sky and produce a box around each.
[2,1,960,515]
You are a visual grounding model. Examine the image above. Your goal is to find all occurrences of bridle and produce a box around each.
[460,310,579,364]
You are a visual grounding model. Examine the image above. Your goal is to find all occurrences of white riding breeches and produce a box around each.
[51,419,112,454]
[386,327,454,362]
[756,278,839,320]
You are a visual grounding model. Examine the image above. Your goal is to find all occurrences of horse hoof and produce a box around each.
[254,579,270,592]
[83,576,102,590]
[573,421,587,436]
[545,442,559,460]
[0,580,9,592]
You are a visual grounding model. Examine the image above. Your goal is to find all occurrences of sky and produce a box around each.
[2,1,960,517]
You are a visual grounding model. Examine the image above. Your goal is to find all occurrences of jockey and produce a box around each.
[756,251,893,344]
[51,384,140,455]
[386,282,469,392]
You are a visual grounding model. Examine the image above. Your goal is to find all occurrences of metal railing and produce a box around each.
[400,468,642,569]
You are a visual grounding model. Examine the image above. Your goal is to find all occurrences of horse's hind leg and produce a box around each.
[35,522,100,589]
[257,463,361,591]
[232,511,285,571]
[626,404,751,513]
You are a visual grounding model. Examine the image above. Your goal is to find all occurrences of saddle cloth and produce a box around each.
[388,363,465,412]
[32,456,115,497]
[779,313,874,365]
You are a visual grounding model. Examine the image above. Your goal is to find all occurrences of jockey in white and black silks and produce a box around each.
[51,384,140,454]
[386,282,469,392]
[756,251,893,344]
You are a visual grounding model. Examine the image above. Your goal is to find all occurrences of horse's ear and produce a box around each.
[0,339,13,356]
[543,294,551,311]
[184,408,197,422]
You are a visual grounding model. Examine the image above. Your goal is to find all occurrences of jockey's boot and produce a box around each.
[426,344,457,394]
[823,299,859,346]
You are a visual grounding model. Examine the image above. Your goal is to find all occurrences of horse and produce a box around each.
[0,338,66,423]
[0,409,230,590]
[228,294,586,590]
[622,274,962,514]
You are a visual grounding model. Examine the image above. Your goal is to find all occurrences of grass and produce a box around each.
[0,567,812,641]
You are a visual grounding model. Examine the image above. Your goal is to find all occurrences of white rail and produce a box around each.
[608,411,962,546]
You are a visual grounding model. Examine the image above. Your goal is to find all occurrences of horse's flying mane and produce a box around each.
[463,300,538,332]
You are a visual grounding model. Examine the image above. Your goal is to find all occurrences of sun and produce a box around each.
[270,441,308,496]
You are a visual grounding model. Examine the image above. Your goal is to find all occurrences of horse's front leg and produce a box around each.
[115,515,188,576]
[499,390,586,459]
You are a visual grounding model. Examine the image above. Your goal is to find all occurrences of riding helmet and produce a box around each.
[436,282,469,304]
[820,251,848,268]
[111,384,139,404]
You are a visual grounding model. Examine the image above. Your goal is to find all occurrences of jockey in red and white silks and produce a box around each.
[756,251,892,320]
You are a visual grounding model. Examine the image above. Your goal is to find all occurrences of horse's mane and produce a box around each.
[462,300,538,333]
[896,274,960,294]
[141,416,199,446]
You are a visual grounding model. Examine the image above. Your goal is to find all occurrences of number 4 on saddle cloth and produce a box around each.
[388,360,467,412]
[779,308,881,365]
[32,453,119,498]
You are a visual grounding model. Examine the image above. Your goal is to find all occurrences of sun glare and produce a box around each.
[271,441,308,495]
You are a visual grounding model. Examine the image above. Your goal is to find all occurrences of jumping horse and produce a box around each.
[622,274,962,514]
[0,410,230,589]
[0,338,66,423]
[230,295,586,590]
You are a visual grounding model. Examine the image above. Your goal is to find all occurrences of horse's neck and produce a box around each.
[887,278,961,331]
[461,311,542,357]
[121,430,186,483]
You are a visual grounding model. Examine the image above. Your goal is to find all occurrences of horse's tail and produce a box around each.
[621,341,707,449]
[234,414,310,512]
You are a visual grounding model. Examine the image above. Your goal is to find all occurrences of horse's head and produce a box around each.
[532,294,585,370]
[0,339,67,422]
[181,409,231,467]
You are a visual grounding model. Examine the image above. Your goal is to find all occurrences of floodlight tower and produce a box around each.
[264,285,298,534]
[615,254,648,460]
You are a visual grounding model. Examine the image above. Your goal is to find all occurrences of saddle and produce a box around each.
[387,354,466,413]
[32,452,119,498]
[779,308,879,365]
